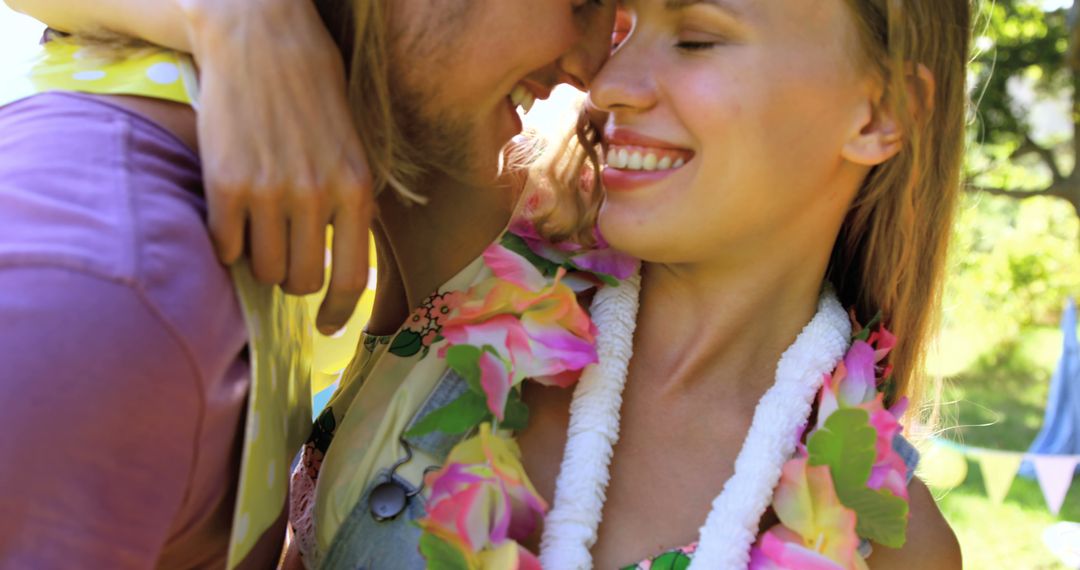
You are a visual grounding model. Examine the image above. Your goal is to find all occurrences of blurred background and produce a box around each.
[3,1,1080,567]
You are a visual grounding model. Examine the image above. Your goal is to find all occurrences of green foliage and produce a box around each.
[939,193,1080,360]
[418,533,469,570]
[405,390,491,438]
[931,326,1080,569]
[807,408,909,547]
[971,0,1070,147]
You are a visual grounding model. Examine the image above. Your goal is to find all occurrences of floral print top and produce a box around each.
[288,255,489,568]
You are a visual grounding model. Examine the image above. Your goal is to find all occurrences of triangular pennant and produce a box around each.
[976,450,1024,505]
[1031,455,1080,515]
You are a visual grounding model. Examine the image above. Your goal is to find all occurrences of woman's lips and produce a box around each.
[600,141,694,192]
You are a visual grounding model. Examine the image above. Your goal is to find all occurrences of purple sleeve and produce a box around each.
[0,266,203,568]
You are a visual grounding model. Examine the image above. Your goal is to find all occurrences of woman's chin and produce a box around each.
[598,205,673,264]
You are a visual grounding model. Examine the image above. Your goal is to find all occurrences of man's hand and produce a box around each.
[186,0,373,334]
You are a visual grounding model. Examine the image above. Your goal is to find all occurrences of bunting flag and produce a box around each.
[1032,455,1080,515]
[928,439,1080,515]
[976,450,1025,505]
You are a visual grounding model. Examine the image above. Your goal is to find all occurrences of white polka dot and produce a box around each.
[267,460,277,488]
[330,326,348,340]
[72,49,89,60]
[324,249,333,270]
[235,512,250,543]
[146,62,180,84]
[72,70,106,81]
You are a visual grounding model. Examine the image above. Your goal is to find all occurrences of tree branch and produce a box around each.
[968,183,1068,201]
[1011,134,1064,182]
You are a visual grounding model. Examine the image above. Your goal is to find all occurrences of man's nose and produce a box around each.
[556,4,617,89]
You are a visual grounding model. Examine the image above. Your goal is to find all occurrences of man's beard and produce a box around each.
[387,0,486,190]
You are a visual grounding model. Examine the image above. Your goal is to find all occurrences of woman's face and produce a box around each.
[391,0,617,185]
[591,0,883,266]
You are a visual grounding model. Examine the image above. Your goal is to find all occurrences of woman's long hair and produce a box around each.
[533,0,973,410]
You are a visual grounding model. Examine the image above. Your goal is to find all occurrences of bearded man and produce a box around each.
[0,0,614,567]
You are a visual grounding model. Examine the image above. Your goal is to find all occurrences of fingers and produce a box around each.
[248,187,289,285]
[283,187,329,295]
[206,182,247,266]
[317,206,370,335]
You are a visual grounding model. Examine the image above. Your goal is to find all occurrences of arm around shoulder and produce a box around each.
[4,0,194,51]
[867,478,963,569]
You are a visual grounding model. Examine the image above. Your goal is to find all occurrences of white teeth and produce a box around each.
[605,146,691,171]
[510,85,527,106]
[606,148,624,168]
[510,84,536,114]
[642,153,658,171]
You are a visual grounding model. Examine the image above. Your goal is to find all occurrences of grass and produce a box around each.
[926,325,1080,569]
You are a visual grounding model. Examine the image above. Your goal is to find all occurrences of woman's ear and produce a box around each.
[842,63,935,166]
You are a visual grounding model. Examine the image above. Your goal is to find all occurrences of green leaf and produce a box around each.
[418,532,470,570]
[445,344,484,394]
[649,550,692,570]
[502,390,531,431]
[808,408,909,548]
[501,232,563,277]
[405,390,492,438]
[808,408,876,491]
[853,311,883,341]
[389,329,424,357]
[564,259,619,287]
[844,487,909,548]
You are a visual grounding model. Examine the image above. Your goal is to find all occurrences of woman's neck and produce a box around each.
[632,253,831,397]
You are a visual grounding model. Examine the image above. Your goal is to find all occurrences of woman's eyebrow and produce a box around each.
[663,0,742,15]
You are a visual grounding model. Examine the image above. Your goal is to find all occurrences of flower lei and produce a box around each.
[411,219,637,569]
[749,315,911,570]
[410,217,911,569]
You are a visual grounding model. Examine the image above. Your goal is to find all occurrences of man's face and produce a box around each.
[389,0,616,186]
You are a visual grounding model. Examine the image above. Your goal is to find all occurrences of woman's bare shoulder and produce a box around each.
[866,477,963,569]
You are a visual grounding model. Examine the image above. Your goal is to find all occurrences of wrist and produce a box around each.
[173,0,237,59]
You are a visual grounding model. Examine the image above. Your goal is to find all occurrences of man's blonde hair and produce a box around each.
[317,0,427,203]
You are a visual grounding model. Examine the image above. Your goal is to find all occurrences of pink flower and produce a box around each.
[570,229,638,280]
[440,245,598,418]
[440,315,531,419]
[484,245,549,292]
[749,529,849,570]
[837,341,877,408]
[418,425,547,568]
[867,327,896,362]
[752,455,864,570]
[406,307,432,334]
[863,396,910,500]
[508,217,637,280]
[430,291,467,324]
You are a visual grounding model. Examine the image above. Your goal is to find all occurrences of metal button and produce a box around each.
[369,480,409,522]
